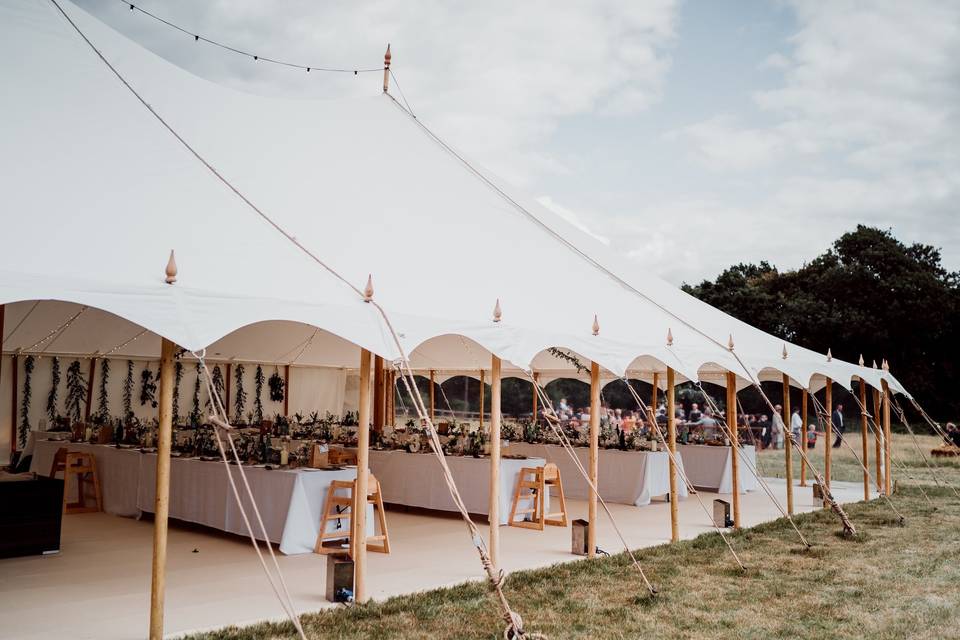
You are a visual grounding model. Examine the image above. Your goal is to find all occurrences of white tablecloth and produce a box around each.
[367,450,545,525]
[504,443,688,506]
[31,439,372,555]
[677,444,759,493]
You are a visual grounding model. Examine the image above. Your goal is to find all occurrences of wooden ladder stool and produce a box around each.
[51,449,102,514]
[509,463,568,530]
[315,472,390,557]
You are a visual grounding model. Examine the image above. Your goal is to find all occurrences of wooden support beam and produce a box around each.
[799,389,808,486]
[859,379,870,500]
[149,337,176,640]
[479,369,485,428]
[429,370,436,423]
[0,304,7,454]
[726,372,740,528]
[824,379,833,498]
[283,365,290,417]
[873,387,883,493]
[373,355,384,431]
[783,374,793,515]
[588,362,600,557]
[651,372,659,413]
[532,372,539,421]
[882,380,892,496]
[225,363,232,420]
[9,355,17,454]
[489,355,502,569]
[667,367,679,542]
[84,358,97,423]
[388,370,396,426]
[355,349,372,602]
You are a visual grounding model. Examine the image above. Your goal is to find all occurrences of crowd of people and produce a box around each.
[547,397,845,450]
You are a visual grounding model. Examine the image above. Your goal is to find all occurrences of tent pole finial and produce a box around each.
[666,328,673,347]
[493,298,502,323]
[382,44,391,93]
[363,274,374,302]
[858,354,865,367]
[727,334,734,351]
[882,359,890,372]
[164,250,177,284]
[826,348,832,362]
[592,314,600,336]
[782,343,788,359]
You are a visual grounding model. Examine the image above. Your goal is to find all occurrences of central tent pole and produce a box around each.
[651,372,659,413]
[800,389,808,486]
[373,355,384,431]
[588,362,600,557]
[824,379,833,500]
[84,358,96,423]
[0,304,6,453]
[149,337,175,640]
[489,355,502,569]
[532,372,539,421]
[667,367,679,542]
[859,378,870,500]
[479,370,485,428]
[283,365,290,417]
[354,348,372,602]
[783,374,793,515]
[726,372,741,528]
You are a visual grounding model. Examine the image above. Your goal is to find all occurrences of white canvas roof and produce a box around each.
[0,0,907,397]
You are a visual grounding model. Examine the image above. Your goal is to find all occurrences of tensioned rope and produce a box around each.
[893,397,960,498]
[51,2,534,636]
[115,0,382,74]
[735,397,768,477]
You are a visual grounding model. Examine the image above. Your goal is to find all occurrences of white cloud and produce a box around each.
[536,196,611,246]
[665,115,784,172]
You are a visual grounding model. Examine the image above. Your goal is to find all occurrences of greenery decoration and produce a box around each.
[209,365,225,413]
[268,369,285,403]
[63,359,86,423]
[254,365,265,425]
[233,363,247,421]
[190,362,202,426]
[173,360,183,426]
[95,358,110,425]
[140,366,158,408]
[46,356,61,422]
[546,347,589,375]
[123,360,134,421]
[19,355,34,448]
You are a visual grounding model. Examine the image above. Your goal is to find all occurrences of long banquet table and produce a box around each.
[30,439,372,555]
[677,444,759,493]
[504,443,688,506]
[366,449,546,525]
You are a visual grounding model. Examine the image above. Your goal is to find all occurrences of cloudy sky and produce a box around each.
[77,0,960,285]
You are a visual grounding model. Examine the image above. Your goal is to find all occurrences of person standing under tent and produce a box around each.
[832,403,845,448]
[790,405,803,443]
[771,404,784,449]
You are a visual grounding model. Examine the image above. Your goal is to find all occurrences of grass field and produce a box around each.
[189,433,960,640]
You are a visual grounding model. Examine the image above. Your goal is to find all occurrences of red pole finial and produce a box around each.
[164,250,178,285]
[383,44,392,93]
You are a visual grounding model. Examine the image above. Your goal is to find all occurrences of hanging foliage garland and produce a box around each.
[172,360,183,426]
[254,365,265,425]
[95,358,110,424]
[123,360,135,421]
[208,365,225,415]
[46,356,61,422]
[140,366,158,409]
[233,363,247,422]
[64,359,86,423]
[268,368,285,403]
[19,355,34,448]
[190,362,202,426]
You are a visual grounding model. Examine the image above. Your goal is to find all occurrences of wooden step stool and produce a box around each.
[50,448,102,514]
[509,463,568,530]
[315,472,390,557]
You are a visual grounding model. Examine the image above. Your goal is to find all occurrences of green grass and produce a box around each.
[189,434,960,640]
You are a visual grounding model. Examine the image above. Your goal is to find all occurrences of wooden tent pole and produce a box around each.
[726,371,740,528]
[783,374,793,515]
[532,372,539,421]
[0,304,6,453]
[373,355,384,431]
[882,380,892,496]
[799,389,808,486]
[355,349,372,602]
[489,355,502,569]
[225,363,232,420]
[388,370,396,426]
[479,370,485,429]
[83,358,97,423]
[9,355,17,454]
[588,362,600,557]
[824,379,833,497]
[283,365,290,417]
[873,387,883,493]
[666,367,679,542]
[651,372,659,412]
[149,337,176,640]
[859,379,870,500]
[429,370,436,423]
